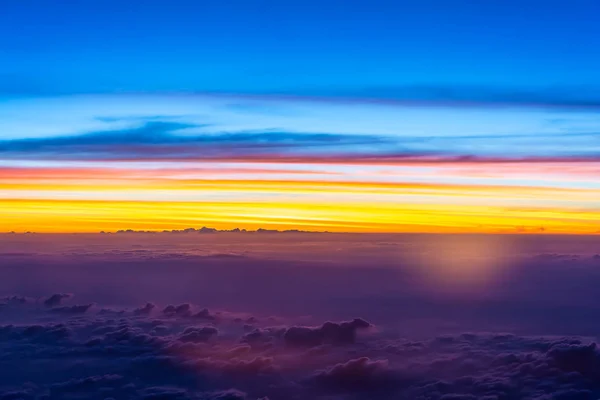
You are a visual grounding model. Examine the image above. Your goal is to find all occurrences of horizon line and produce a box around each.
[4,230,599,236]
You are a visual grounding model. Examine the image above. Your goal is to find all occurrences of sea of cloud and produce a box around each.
[1,233,600,399]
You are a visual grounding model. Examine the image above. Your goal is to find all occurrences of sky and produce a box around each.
[1,0,600,233]
[3,3,600,398]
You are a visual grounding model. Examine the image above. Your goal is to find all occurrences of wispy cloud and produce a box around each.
[0,120,395,161]
[303,84,600,109]
[1,94,599,233]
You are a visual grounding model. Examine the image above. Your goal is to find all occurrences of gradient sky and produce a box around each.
[1,0,599,233]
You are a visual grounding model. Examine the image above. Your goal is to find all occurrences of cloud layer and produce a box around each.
[2,233,600,398]
[3,292,600,399]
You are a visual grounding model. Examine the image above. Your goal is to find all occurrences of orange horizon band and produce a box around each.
[1,199,598,234]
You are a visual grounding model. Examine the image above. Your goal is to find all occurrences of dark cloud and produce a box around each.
[178,327,219,343]
[48,374,125,398]
[22,371,251,400]
[283,318,372,347]
[193,308,218,321]
[161,304,220,322]
[313,357,396,392]
[202,389,248,400]
[188,357,276,376]
[241,327,284,347]
[134,303,156,316]
[50,304,93,314]
[0,295,29,306]
[163,304,193,318]
[43,293,72,307]
[1,323,71,344]
[547,342,600,378]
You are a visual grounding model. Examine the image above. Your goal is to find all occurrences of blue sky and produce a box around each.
[2,94,600,159]
[2,0,600,98]
[1,1,600,234]
[1,0,599,162]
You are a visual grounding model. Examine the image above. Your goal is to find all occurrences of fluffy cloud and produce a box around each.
[178,327,219,343]
[43,293,72,307]
[3,294,600,399]
[0,120,393,162]
[50,304,93,314]
[134,303,156,316]
[283,318,372,347]
[313,357,397,391]
[0,295,29,305]
[162,304,219,321]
